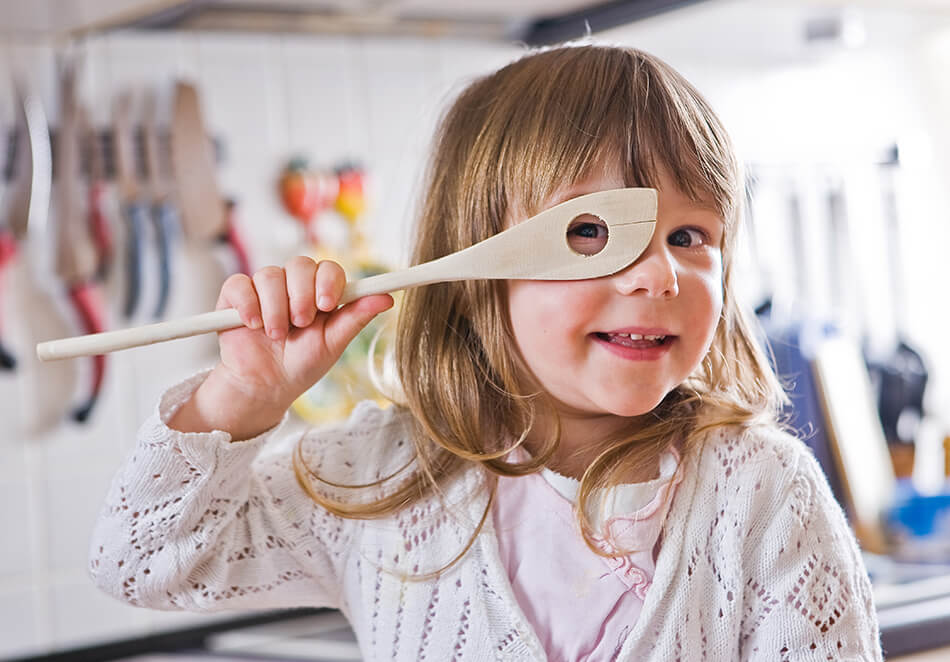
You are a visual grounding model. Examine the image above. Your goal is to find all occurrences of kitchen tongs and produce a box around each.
[36,187,657,361]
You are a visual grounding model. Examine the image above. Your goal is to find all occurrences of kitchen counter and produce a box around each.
[15,558,950,662]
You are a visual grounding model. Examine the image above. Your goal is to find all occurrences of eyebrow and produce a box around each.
[678,206,724,224]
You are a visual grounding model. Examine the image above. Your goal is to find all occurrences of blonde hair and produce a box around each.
[295,44,787,563]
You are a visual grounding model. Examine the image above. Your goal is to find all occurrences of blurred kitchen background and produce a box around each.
[2,0,950,660]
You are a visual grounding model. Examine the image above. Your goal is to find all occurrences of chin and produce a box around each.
[602,395,668,418]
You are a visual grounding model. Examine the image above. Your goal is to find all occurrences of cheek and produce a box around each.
[507,282,599,345]
[696,261,724,339]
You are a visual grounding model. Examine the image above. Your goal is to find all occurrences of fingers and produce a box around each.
[218,257,383,344]
[285,256,318,327]
[253,266,290,340]
[323,294,394,357]
[218,273,262,330]
[315,260,346,312]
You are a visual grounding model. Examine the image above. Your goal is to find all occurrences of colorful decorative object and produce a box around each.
[334,163,367,223]
[278,157,337,224]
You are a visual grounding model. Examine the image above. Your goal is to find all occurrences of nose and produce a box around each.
[611,241,678,298]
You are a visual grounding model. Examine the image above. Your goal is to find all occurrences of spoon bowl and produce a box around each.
[342,187,656,303]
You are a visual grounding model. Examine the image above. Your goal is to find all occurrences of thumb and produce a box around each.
[322,294,394,357]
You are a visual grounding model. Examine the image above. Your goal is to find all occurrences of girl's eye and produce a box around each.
[668,227,708,248]
[566,214,609,256]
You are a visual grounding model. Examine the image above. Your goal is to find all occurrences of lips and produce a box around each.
[591,327,676,359]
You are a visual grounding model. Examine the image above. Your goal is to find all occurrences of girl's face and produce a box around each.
[507,166,724,450]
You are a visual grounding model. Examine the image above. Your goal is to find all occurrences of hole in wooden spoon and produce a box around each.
[565,213,609,256]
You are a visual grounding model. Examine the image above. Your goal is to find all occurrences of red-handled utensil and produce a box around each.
[79,106,113,281]
[53,64,107,422]
[0,230,16,369]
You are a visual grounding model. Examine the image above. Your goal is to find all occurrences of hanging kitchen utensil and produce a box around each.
[6,76,78,433]
[0,75,36,373]
[0,228,14,369]
[53,63,107,423]
[170,80,250,274]
[874,147,928,453]
[222,197,251,275]
[143,90,176,320]
[0,127,18,370]
[169,81,223,240]
[113,92,149,319]
[36,187,657,360]
[78,105,113,281]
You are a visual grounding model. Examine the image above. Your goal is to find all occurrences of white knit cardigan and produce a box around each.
[89,373,883,661]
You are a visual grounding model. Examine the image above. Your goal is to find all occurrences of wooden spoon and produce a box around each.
[36,187,657,361]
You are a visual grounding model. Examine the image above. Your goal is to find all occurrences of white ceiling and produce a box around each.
[2,0,949,45]
[0,0,609,38]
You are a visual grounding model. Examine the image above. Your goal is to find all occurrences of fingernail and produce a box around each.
[249,316,263,329]
[268,328,284,340]
[318,295,333,311]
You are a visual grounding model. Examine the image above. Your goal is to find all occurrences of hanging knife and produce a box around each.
[0,223,14,368]
[79,106,113,281]
[113,92,148,319]
[0,78,53,373]
[54,64,107,422]
[143,90,176,320]
[0,76,40,372]
[0,118,19,369]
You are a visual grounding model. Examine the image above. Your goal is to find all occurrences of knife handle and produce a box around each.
[152,201,177,320]
[0,232,17,370]
[89,182,113,281]
[122,201,148,319]
[68,282,107,422]
[224,200,252,276]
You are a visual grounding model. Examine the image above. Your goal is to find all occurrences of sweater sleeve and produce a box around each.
[742,440,883,661]
[88,371,362,613]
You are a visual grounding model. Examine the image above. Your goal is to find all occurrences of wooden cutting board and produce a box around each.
[169,81,226,240]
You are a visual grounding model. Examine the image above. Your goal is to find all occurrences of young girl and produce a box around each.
[89,45,882,660]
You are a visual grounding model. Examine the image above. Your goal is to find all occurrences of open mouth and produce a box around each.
[594,332,673,349]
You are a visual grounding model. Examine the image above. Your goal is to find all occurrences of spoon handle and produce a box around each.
[340,256,467,304]
[36,309,243,361]
[37,261,448,361]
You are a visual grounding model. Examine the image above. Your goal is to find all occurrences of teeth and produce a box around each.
[615,333,665,341]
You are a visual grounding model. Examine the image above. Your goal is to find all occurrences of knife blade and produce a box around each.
[143,90,176,319]
[113,91,147,319]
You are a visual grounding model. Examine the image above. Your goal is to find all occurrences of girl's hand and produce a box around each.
[169,257,393,439]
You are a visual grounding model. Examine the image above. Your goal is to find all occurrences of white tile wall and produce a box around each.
[0,480,34,578]
[0,29,519,658]
[0,587,40,657]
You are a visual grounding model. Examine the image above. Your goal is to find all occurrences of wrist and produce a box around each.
[168,366,289,441]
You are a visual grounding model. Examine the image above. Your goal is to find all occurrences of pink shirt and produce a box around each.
[492,449,681,662]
